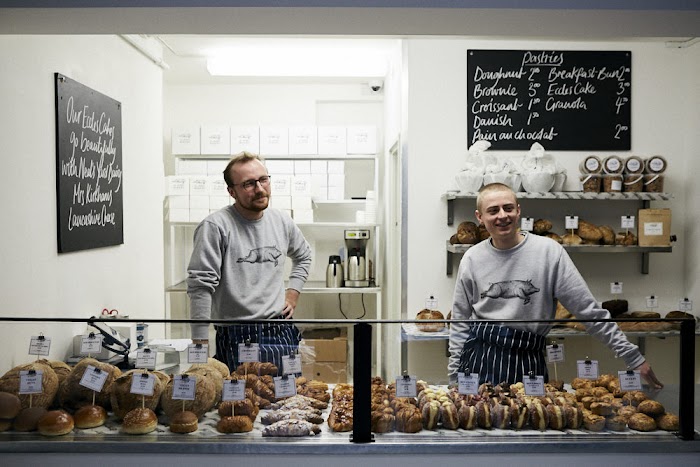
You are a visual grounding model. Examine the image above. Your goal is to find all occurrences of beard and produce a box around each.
[237,192,269,212]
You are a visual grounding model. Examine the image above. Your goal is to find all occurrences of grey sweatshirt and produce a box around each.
[448,232,645,379]
[187,205,312,340]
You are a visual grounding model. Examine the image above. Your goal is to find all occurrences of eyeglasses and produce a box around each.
[232,175,271,192]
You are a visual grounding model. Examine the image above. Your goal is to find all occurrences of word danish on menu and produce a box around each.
[467,50,631,150]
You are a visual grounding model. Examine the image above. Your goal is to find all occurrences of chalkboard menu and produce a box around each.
[467,50,631,151]
[54,73,123,253]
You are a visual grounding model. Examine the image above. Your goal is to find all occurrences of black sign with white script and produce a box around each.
[55,73,123,253]
[467,50,631,150]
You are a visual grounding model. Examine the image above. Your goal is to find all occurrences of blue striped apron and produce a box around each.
[214,318,301,375]
[458,322,548,385]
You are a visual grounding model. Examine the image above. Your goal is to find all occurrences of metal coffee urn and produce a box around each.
[325,255,344,288]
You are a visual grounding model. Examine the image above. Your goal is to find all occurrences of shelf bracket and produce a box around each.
[447,199,455,226]
[446,250,453,276]
[641,252,650,274]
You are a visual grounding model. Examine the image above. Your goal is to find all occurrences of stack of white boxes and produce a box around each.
[168,125,377,224]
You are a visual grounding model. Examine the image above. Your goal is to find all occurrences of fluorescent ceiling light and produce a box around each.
[206,39,389,77]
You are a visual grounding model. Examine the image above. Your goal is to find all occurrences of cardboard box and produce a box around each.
[292,175,312,196]
[301,337,347,362]
[189,176,210,196]
[638,208,672,246]
[347,125,377,154]
[318,126,347,155]
[207,159,229,176]
[171,126,200,155]
[270,195,292,210]
[289,126,318,155]
[302,362,347,384]
[208,176,229,196]
[165,176,190,196]
[230,126,260,154]
[294,160,311,174]
[201,125,231,155]
[176,159,208,175]
[293,209,314,223]
[189,208,209,223]
[166,195,189,210]
[265,160,295,174]
[260,126,289,155]
[270,174,292,196]
[189,195,209,210]
[209,195,230,210]
[167,208,189,223]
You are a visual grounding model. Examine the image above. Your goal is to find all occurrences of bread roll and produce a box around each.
[185,366,223,405]
[37,410,74,436]
[543,232,562,244]
[605,415,628,431]
[122,407,158,435]
[601,299,628,318]
[0,419,11,432]
[576,220,603,242]
[0,391,22,419]
[478,224,491,242]
[12,406,47,432]
[0,361,58,409]
[74,404,107,429]
[170,410,198,433]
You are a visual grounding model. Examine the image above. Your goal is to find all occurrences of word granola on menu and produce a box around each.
[467,50,631,151]
[55,73,123,253]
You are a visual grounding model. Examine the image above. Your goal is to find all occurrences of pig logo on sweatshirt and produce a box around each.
[480,280,540,305]
[237,246,283,267]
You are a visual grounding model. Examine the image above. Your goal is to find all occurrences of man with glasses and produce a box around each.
[187,152,312,373]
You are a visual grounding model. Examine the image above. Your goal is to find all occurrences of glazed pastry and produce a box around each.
[421,400,440,430]
[546,404,566,430]
[395,406,423,433]
[475,400,492,429]
[509,401,529,430]
[371,410,395,433]
[440,401,460,430]
[491,401,512,430]
[262,408,324,425]
[217,415,253,433]
[458,404,477,430]
[528,402,549,431]
[262,419,321,437]
[37,410,74,436]
[565,405,583,429]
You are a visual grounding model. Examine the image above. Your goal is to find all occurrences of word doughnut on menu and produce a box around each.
[467,50,631,151]
[54,73,123,253]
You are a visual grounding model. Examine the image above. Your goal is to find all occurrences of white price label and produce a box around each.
[457,372,480,395]
[521,217,534,232]
[282,353,302,375]
[646,296,658,309]
[136,349,157,370]
[610,282,623,294]
[643,222,663,236]
[238,343,260,363]
[621,216,635,229]
[273,375,297,399]
[618,370,642,391]
[19,370,43,394]
[395,375,418,398]
[425,296,438,309]
[679,298,693,312]
[546,344,565,363]
[576,360,599,379]
[222,379,246,401]
[130,372,156,396]
[172,375,197,400]
[565,216,579,230]
[523,375,546,396]
[28,336,51,356]
[80,334,104,355]
[187,344,209,363]
[79,365,108,392]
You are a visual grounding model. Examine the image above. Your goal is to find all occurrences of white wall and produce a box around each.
[0,35,164,371]
[683,44,700,309]
[404,38,698,382]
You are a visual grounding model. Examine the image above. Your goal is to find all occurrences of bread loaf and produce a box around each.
[456,221,479,244]
[533,219,552,235]
[110,370,164,420]
[0,361,59,409]
[58,357,121,411]
[161,372,216,419]
[415,309,445,332]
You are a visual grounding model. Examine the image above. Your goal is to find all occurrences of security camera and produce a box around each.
[368,80,383,93]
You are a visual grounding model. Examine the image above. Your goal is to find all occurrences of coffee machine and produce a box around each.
[344,229,370,287]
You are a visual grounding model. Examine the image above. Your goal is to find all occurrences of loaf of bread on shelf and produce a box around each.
[532,219,552,235]
[543,232,562,244]
[456,221,479,244]
[110,370,165,420]
[561,233,583,245]
[598,225,616,245]
[576,220,603,242]
[415,309,445,332]
[0,361,59,409]
[58,357,122,411]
